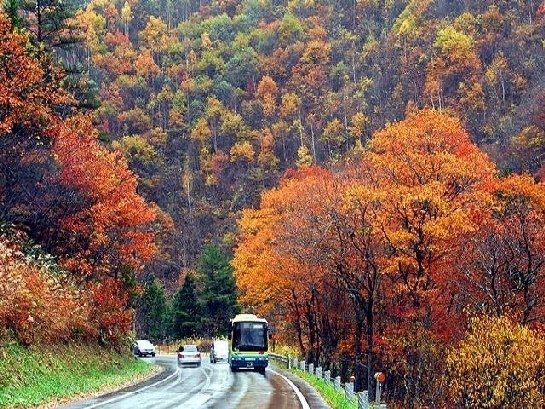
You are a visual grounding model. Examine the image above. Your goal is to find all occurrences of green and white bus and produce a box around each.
[228,314,269,373]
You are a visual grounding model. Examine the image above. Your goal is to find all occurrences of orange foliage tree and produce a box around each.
[234,164,389,394]
[366,110,495,321]
[233,167,351,362]
[363,110,496,406]
[0,230,94,346]
[234,109,522,406]
[0,13,70,137]
[0,11,161,347]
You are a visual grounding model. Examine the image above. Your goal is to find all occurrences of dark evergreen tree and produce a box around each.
[170,274,201,339]
[19,0,80,47]
[197,245,240,337]
[3,0,23,29]
[136,274,168,342]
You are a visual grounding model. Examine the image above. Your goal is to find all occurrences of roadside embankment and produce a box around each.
[288,368,356,409]
[0,342,158,408]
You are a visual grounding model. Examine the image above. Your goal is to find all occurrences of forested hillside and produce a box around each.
[4,1,545,406]
[69,0,545,278]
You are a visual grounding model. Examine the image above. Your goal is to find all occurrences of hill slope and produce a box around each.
[71,0,545,277]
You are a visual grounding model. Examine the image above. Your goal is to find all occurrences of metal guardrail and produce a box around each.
[268,354,387,409]
[268,352,290,366]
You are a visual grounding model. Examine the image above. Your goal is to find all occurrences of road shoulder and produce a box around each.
[271,366,331,409]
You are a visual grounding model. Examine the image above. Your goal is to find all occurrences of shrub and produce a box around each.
[0,237,93,345]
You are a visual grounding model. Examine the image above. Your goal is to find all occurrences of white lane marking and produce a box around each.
[145,364,215,409]
[163,364,212,394]
[205,363,239,409]
[200,364,213,390]
[82,364,181,409]
[167,365,216,408]
[166,364,213,395]
[162,365,185,392]
[268,368,311,409]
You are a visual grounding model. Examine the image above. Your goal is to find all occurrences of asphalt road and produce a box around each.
[59,355,313,409]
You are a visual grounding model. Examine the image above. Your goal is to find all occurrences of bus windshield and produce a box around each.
[232,322,268,351]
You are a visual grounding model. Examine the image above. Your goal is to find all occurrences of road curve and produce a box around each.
[59,355,307,409]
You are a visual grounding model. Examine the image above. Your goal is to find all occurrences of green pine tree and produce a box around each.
[136,274,168,342]
[198,245,240,337]
[3,0,23,29]
[170,274,201,339]
[19,0,80,47]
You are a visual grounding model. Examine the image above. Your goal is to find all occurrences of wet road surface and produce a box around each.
[60,355,311,409]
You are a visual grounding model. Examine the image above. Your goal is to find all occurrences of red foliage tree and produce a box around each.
[51,115,160,278]
[0,12,163,347]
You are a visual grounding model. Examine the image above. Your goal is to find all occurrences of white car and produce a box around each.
[210,339,229,363]
[177,344,201,367]
[133,339,156,357]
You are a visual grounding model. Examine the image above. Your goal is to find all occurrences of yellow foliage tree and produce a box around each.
[280,92,301,119]
[296,144,312,167]
[446,315,545,408]
[348,112,369,142]
[139,16,170,52]
[257,76,278,117]
[230,141,255,162]
[121,1,132,36]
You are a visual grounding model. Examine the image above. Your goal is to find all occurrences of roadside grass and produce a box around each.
[290,368,358,409]
[0,342,156,408]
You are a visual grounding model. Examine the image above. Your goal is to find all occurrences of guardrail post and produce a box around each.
[376,379,382,404]
[357,391,368,409]
[308,363,314,375]
[316,366,322,378]
[293,357,298,369]
[334,376,341,390]
[300,360,306,371]
[345,381,354,401]
[287,355,291,369]
[324,370,331,383]
[374,372,386,406]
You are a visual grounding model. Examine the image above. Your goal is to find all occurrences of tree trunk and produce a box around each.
[310,122,317,164]
[352,294,366,392]
[291,291,306,357]
[367,297,375,401]
[36,0,42,42]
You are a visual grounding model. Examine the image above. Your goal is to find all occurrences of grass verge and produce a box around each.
[290,368,357,409]
[0,342,156,408]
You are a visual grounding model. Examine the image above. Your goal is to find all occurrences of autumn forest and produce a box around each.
[2,0,545,407]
